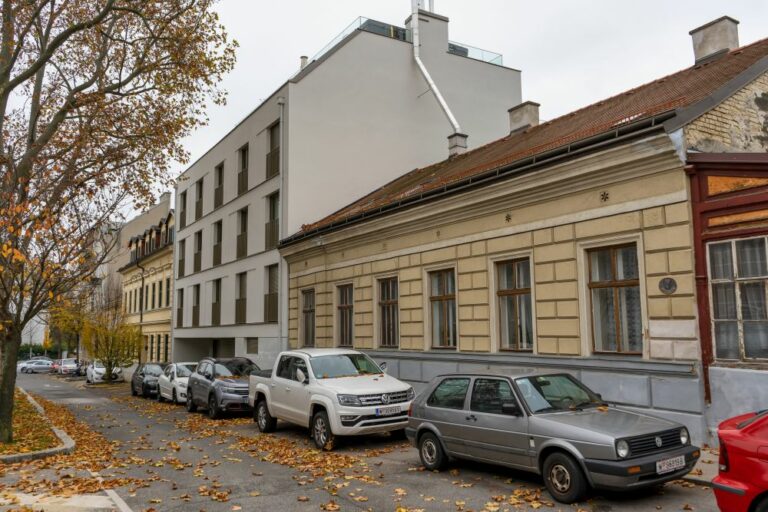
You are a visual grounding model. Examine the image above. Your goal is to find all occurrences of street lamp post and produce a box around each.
[137,260,146,363]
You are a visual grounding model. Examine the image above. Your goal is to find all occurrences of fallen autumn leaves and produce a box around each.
[0,390,58,456]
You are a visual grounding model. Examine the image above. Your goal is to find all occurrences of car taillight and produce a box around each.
[718,437,729,472]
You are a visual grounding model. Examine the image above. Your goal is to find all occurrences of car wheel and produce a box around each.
[186,391,197,413]
[172,388,178,404]
[542,452,588,504]
[755,496,768,512]
[312,410,335,451]
[207,394,221,420]
[130,383,137,396]
[141,384,150,399]
[418,432,447,471]
[255,400,277,433]
[157,390,165,402]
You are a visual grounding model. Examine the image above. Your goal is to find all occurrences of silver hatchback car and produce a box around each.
[406,372,700,504]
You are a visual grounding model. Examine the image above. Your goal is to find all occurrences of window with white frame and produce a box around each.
[587,243,642,354]
[708,237,768,361]
[429,269,457,348]
[497,258,533,351]
[337,284,353,347]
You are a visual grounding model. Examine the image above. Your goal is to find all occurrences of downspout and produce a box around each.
[277,96,288,353]
[410,0,461,135]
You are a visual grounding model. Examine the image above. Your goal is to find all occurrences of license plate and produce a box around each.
[375,406,401,417]
[242,396,249,404]
[656,455,685,474]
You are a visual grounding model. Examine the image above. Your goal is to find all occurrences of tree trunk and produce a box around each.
[0,328,22,443]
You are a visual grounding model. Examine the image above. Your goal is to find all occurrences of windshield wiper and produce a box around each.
[533,406,563,414]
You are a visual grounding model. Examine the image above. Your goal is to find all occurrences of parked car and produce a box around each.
[406,372,700,504]
[18,356,52,372]
[86,360,123,383]
[58,358,78,375]
[131,362,168,398]
[187,357,258,419]
[250,348,414,450]
[51,360,61,373]
[21,360,54,373]
[713,410,768,512]
[157,362,197,404]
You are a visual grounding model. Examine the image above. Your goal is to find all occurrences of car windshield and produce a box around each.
[515,374,603,413]
[309,354,382,379]
[143,364,164,376]
[176,364,196,378]
[94,361,104,369]
[214,359,258,378]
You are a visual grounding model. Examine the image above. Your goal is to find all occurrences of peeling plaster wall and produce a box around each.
[686,71,768,152]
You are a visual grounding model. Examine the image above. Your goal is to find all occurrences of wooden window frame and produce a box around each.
[587,243,642,355]
[336,284,354,347]
[496,258,533,352]
[429,269,457,349]
[301,289,316,347]
[377,277,399,349]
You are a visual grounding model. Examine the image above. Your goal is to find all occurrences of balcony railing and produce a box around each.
[176,308,183,327]
[308,17,411,67]
[214,186,223,208]
[195,199,202,220]
[265,219,279,250]
[178,259,185,278]
[266,147,280,179]
[193,251,201,272]
[179,211,186,229]
[237,232,247,259]
[237,171,248,195]
[235,298,246,324]
[264,292,278,323]
[211,302,220,326]
[448,41,503,65]
[213,243,221,266]
[192,305,199,326]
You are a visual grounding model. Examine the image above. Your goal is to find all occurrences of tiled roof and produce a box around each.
[295,37,768,238]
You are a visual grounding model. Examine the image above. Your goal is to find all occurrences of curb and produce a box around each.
[0,388,75,464]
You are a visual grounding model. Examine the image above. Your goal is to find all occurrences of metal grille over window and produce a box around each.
[337,284,354,347]
[588,244,642,354]
[302,290,316,347]
[497,259,532,351]
[708,238,768,360]
[430,269,457,348]
[378,278,399,348]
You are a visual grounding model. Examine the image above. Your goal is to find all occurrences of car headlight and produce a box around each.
[221,386,239,394]
[680,427,689,446]
[616,440,630,459]
[178,382,187,389]
[406,388,415,401]
[337,394,362,407]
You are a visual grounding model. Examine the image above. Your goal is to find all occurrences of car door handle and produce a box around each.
[271,383,276,388]
[465,414,477,422]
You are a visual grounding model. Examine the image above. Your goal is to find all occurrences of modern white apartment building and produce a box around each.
[172,5,522,366]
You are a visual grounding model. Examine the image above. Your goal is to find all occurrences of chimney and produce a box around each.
[300,55,309,69]
[508,101,540,134]
[689,16,739,64]
[448,132,468,157]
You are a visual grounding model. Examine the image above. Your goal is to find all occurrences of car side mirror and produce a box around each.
[595,393,603,401]
[379,362,388,373]
[296,368,308,384]
[501,402,522,416]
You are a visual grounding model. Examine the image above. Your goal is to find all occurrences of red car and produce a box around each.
[713,410,768,512]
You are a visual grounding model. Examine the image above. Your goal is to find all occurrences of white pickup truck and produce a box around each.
[249,348,415,450]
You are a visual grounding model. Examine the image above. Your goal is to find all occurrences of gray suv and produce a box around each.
[186,357,259,419]
[406,372,700,504]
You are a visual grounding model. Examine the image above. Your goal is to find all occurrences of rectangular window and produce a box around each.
[266,122,280,179]
[237,208,248,259]
[214,162,224,208]
[378,278,399,348]
[165,277,171,307]
[235,272,247,324]
[158,279,163,308]
[151,282,156,309]
[195,179,203,220]
[265,193,279,250]
[427,377,470,409]
[264,264,278,323]
[246,338,259,353]
[587,243,642,354]
[497,258,533,351]
[337,284,354,347]
[164,334,169,362]
[213,220,223,266]
[178,239,186,278]
[429,269,457,348]
[179,191,187,229]
[302,289,316,347]
[192,284,200,326]
[212,278,221,326]
[238,144,249,195]
[176,289,184,327]
[194,230,202,272]
[708,237,768,360]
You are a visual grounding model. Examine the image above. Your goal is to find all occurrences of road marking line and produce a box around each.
[88,470,134,512]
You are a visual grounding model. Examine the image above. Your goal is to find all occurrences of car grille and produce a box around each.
[231,388,249,396]
[358,390,409,406]
[627,429,682,456]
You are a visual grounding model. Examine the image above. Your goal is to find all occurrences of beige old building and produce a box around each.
[281,18,768,444]
[120,206,175,362]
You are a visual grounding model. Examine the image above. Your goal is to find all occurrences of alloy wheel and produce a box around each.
[314,416,328,447]
[258,404,268,430]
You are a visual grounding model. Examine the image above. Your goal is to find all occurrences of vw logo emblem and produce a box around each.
[655,436,663,448]
[381,394,390,404]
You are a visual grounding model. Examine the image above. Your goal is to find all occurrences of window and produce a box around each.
[214,162,224,208]
[302,289,316,347]
[144,285,149,311]
[265,193,279,250]
[708,237,768,360]
[176,289,184,327]
[266,122,280,179]
[192,284,200,327]
[151,282,156,309]
[429,269,457,348]
[165,277,171,306]
[213,220,223,265]
[378,278,399,348]
[235,272,247,324]
[238,144,249,195]
[178,239,186,278]
[237,208,248,259]
[194,230,202,272]
[212,278,221,326]
[427,378,470,409]
[158,279,163,308]
[587,244,642,354]
[246,338,259,353]
[264,264,278,323]
[179,191,187,229]
[164,334,169,362]
[470,378,519,415]
[195,179,203,220]
[497,259,533,351]
[337,284,354,347]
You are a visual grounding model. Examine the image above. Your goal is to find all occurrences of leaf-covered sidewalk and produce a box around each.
[0,390,58,456]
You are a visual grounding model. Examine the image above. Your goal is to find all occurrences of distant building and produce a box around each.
[280,17,768,444]
[172,4,522,366]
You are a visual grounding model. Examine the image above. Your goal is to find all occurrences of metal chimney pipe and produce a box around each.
[300,55,309,69]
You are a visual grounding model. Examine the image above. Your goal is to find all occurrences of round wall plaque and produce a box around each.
[659,277,677,295]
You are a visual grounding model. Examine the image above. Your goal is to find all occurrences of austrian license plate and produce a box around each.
[656,455,685,474]
[375,406,401,417]
[242,396,250,404]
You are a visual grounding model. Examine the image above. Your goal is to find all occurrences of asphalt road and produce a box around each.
[11,373,720,512]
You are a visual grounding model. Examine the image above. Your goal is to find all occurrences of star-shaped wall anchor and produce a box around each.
[600,191,610,202]
[505,213,512,223]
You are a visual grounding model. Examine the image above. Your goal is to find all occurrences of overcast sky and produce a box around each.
[168,0,768,188]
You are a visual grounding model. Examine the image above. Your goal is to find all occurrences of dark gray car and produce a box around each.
[406,372,700,504]
[186,357,259,419]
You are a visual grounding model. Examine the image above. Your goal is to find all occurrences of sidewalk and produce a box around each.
[685,447,719,485]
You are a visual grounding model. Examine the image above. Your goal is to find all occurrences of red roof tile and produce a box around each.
[297,37,768,237]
